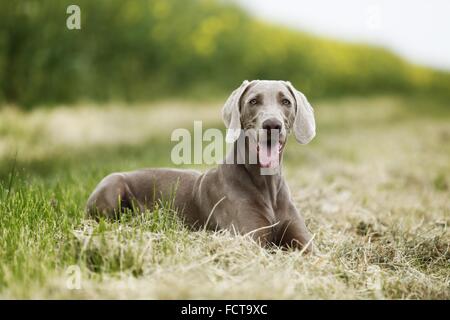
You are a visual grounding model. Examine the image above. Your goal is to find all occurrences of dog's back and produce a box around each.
[86,168,201,223]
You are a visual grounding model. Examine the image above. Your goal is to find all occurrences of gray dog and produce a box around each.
[86,80,316,252]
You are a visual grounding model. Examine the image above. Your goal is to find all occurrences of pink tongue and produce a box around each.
[258,140,280,168]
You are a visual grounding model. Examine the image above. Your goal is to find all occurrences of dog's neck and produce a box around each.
[222,139,284,206]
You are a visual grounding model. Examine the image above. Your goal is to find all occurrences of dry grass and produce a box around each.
[0,95,449,299]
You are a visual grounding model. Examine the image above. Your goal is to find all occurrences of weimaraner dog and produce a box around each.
[86,80,316,252]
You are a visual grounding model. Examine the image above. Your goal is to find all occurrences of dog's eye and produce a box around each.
[249,99,258,105]
[282,99,291,106]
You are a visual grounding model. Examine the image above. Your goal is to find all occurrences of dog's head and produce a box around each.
[222,80,316,168]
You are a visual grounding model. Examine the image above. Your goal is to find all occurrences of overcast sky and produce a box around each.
[234,0,450,71]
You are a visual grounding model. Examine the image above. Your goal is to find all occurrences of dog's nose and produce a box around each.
[262,118,282,132]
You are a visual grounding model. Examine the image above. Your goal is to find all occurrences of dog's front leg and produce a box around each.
[235,214,277,248]
[275,204,315,253]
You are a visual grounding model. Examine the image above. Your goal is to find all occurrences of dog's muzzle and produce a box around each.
[257,118,285,168]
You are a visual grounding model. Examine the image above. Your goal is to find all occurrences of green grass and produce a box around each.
[0,95,449,299]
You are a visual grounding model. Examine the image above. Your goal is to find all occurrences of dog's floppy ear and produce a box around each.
[222,80,252,143]
[285,81,316,144]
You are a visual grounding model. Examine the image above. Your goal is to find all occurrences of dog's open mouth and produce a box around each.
[257,139,283,168]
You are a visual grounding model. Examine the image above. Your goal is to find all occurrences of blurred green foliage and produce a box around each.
[0,0,449,108]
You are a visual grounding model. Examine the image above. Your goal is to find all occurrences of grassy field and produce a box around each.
[0,95,449,299]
